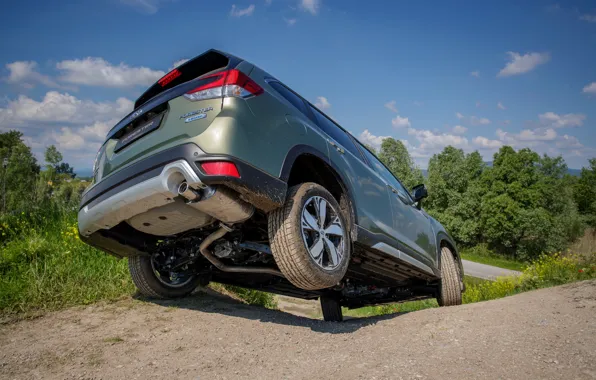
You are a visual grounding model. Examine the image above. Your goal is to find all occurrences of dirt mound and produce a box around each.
[1,281,595,380]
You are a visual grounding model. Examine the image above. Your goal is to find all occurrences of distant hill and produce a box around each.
[75,168,93,178]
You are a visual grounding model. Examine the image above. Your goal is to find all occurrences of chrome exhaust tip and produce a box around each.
[177,182,201,202]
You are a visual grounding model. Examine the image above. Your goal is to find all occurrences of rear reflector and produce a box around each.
[184,69,263,102]
[200,161,240,178]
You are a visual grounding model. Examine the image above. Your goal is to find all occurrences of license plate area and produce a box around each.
[114,114,163,152]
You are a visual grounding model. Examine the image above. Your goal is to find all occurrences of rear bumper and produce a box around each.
[79,142,287,237]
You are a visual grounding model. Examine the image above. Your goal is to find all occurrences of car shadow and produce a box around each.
[135,287,407,334]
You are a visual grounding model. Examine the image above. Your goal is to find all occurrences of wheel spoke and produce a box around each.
[324,216,343,237]
[324,237,341,266]
[301,208,319,231]
[309,237,325,264]
[316,198,327,228]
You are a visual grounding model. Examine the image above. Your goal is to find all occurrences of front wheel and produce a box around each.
[436,246,463,306]
[128,255,200,299]
[268,182,351,290]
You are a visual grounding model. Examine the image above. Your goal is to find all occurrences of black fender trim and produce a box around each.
[280,144,358,237]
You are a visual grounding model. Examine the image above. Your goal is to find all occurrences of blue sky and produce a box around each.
[1,0,595,171]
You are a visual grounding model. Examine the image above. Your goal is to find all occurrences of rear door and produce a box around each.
[306,105,397,244]
[362,154,436,269]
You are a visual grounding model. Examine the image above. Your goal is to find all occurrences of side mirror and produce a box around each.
[411,184,428,203]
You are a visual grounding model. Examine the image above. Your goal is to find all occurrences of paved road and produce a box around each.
[462,259,521,280]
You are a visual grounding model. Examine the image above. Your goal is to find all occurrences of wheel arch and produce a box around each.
[280,145,358,241]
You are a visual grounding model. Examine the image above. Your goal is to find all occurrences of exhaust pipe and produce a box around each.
[177,182,201,202]
[199,225,284,278]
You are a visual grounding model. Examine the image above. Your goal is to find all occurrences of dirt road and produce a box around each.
[1,281,595,380]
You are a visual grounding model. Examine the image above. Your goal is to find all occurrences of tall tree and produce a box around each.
[574,158,596,227]
[425,146,485,245]
[478,147,583,259]
[378,138,424,190]
[0,131,40,212]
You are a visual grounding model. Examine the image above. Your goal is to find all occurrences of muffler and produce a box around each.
[177,183,254,224]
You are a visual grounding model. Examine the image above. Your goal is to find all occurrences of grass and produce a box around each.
[460,245,526,271]
[0,212,135,317]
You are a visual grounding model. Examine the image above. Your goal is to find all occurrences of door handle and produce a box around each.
[388,185,398,194]
[328,140,345,154]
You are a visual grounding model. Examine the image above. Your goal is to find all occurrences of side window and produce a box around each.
[309,106,362,158]
[268,82,309,117]
[359,146,413,203]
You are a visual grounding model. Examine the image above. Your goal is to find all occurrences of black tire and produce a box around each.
[436,246,463,306]
[268,182,351,290]
[128,255,199,299]
[320,296,343,322]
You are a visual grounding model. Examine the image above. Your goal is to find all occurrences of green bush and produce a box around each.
[463,252,596,304]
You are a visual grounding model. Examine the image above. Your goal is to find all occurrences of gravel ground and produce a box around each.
[1,280,595,380]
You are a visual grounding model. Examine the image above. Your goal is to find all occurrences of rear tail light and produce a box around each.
[184,69,263,102]
[200,161,240,178]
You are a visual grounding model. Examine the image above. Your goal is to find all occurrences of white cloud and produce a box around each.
[538,112,585,128]
[384,100,398,113]
[452,125,467,134]
[300,0,320,15]
[391,115,411,128]
[120,0,173,14]
[0,91,132,127]
[169,59,189,71]
[579,13,596,22]
[408,128,469,150]
[583,82,596,94]
[314,96,331,110]
[230,4,255,17]
[358,129,389,150]
[284,18,297,26]
[497,51,550,77]
[496,128,557,146]
[470,71,480,78]
[5,61,61,89]
[57,57,165,88]
[473,136,502,149]
[497,102,506,110]
[456,112,490,126]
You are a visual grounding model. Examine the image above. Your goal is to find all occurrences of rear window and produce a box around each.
[134,51,229,108]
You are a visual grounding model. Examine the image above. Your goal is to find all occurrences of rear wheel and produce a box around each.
[128,255,200,299]
[320,296,343,322]
[436,246,463,306]
[268,182,351,290]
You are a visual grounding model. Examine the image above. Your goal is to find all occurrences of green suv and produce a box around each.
[78,49,464,321]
